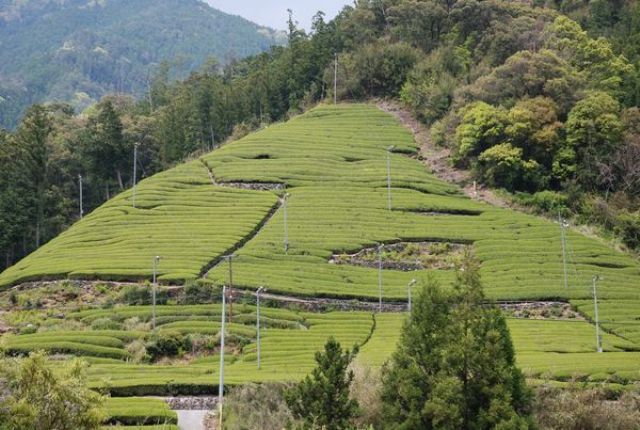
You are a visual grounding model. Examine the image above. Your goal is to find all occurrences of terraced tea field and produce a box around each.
[0,162,278,286]
[360,313,640,383]
[3,304,638,393]
[0,103,639,400]
[1,104,639,305]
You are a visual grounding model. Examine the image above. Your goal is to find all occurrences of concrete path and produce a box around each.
[176,410,208,430]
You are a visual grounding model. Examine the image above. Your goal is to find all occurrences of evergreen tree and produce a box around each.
[285,338,360,430]
[13,105,53,248]
[381,256,532,429]
[84,100,128,198]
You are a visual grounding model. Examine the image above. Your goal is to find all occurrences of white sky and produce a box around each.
[205,0,352,31]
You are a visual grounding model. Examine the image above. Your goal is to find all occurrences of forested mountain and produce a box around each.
[0,0,285,129]
[1,0,639,271]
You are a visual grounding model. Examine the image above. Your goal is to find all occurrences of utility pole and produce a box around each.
[559,212,569,290]
[283,193,290,254]
[334,52,338,105]
[407,279,417,313]
[78,174,84,219]
[152,255,160,331]
[257,286,265,370]
[387,146,394,211]
[377,244,384,313]
[219,285,227,428]
[132,143,139,208]
[592,275,603,353]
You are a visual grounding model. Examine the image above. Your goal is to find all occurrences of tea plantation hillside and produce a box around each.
[2,104,639,305]
[1,104,639,393]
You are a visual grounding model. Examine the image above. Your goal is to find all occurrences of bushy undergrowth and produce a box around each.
[533,386,640,430]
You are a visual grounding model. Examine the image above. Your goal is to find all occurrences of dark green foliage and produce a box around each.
[381,259,532,429]
[0,0,284,129]
[119,285,168,306]
[145,331,184,360]
[285,338,360,430]
[514,191,569,215]
[180,281,220,305]
[615,213,640,250]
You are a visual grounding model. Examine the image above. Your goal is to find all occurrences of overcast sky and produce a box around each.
[206,0,352,31]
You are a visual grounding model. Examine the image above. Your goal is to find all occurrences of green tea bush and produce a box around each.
[105,397,178,426]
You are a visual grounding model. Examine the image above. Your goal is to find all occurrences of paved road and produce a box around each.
[177,410,208,430]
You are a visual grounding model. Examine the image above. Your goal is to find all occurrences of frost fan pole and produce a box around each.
[407,279,416,313]
[151,255,160,331]
[334,52,338,105]
[592,275,603,353]
[378,244,384,313]
[283,193,290,254]
[219,285,227,428]
[132,143,139,208]
[387,146,394,211]
[78,174,84,219]
[559,212,568,289]
[257,286,265,370]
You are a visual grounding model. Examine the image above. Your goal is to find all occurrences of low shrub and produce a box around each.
[515,190,568,215]
[180,281,220,305]
[91,318,122,331]
[533,386,640,429]
[145,331,184,360]
[223,383,296,430]
[615,212,640,250]
[119,285,168,306]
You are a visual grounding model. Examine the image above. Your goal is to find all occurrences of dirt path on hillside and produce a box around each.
[377,100,509,208]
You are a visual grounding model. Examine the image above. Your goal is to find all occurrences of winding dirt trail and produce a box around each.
[377,100,509,208]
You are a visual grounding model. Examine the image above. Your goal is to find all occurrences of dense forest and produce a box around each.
[0,0,285,129]
[1,0,639,271]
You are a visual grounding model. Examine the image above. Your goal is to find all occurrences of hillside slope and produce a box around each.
[0,0,285,128]
[1,104,639,392]
[2,104,639,303]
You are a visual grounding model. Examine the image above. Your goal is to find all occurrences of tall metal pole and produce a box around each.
[559,212,568,289]
[219,285,227,428]
[152,256,160,331]
[334,52,338,105]
[377,244,383,313]
[257,286,265,370]
[387,146,394,211]
[592,275,603,353]
[224,255,235,323]
[132,143,139,208]
[407,279,416,313]
[283,193,290,254]
[78,174,84,219]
